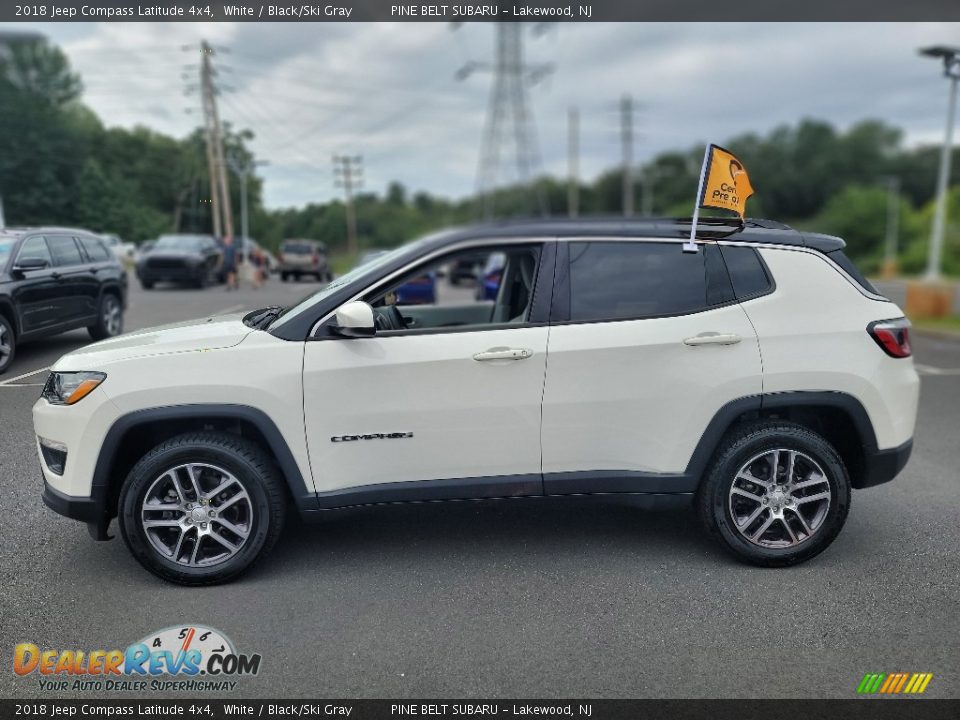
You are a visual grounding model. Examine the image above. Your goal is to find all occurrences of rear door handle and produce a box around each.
[473,347,533,361]
[50,271,61,280]
[683,332,742,346]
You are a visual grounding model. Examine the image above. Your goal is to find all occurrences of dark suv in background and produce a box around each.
[136,234,222,289]
[0,227,127,374]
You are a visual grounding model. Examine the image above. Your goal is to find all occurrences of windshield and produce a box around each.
[0,238,15,269]
[153,235,210,252]
[270,236,433,330]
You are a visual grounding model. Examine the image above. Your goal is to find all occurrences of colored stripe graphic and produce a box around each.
[857,672,933,694]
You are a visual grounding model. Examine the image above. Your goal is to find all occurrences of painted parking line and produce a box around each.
[915,364,960,376]
[0,383,44,389]
[0,366,50,386]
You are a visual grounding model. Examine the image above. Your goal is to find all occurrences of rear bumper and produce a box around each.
[859,438,913,489]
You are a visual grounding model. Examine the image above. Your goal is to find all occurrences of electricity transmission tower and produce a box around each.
[333,155,363,256]
[456,24,553,219]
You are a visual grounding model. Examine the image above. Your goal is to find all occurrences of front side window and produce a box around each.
[47,236,83,267]
[568,241,710,322]
[18,236,53,266]
[363,245,541,332]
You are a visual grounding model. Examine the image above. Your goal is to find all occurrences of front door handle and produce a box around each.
[473,347,533,362]
[50,271,62,280]
[683,332,742,346]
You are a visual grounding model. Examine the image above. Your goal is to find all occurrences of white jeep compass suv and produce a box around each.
[34,218,919,585]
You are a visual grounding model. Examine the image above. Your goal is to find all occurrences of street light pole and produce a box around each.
[920,46,960,281]
[882,176,901,278]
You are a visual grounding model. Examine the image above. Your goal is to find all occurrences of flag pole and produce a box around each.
[685,144,711,253]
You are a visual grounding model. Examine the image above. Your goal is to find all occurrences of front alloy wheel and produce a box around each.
[119,432,286,585]
[141,463,253,567]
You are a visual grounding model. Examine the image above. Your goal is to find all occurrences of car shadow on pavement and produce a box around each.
[254,498,725,581]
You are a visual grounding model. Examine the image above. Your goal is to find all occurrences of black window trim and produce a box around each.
[309,238,556,341]
[550,237,742,327]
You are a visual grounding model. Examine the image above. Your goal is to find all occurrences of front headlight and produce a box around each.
[42,372,107,405]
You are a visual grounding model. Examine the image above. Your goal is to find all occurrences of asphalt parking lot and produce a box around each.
[1,274,958,699]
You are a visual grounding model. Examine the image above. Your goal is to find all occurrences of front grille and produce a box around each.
[147,258,188,270]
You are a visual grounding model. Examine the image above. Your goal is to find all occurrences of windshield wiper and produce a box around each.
[244,306,284,330]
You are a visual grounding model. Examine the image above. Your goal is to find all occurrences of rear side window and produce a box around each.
[568,242,710,322]
[79,236,111,262]
[282,241,314,254]
[719,245,772,299]
[827,250,879,295]
[47,236,83,267]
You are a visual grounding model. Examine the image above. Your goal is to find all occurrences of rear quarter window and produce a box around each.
[827,250,880,295]
[79,236,112,262]
[718,245,773,300]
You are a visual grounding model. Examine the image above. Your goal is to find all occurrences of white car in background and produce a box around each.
[100,233,136,263]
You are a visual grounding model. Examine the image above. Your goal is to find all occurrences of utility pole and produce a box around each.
[456,24,553,219]
[621,95,634,217]
[198,42,222,239]
[333,155,363,256]
[568,106,579,218]
[228,157,269,247]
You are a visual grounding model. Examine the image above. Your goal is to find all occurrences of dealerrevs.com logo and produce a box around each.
[13,625,261,693]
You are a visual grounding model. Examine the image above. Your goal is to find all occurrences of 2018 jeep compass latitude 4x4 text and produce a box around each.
[34,218,919,585]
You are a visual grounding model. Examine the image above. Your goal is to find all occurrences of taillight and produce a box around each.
[868,318,912,358]
[278,253,285,263]
[312,253,320,266]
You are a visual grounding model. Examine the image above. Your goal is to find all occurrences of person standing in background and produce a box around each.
[222,235,238,291]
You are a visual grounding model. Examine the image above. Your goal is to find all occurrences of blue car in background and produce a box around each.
[476,252,506,301]
[358,250,437,305]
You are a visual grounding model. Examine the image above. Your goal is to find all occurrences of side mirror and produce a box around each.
[333,300,376,338]
[13,257,49,273]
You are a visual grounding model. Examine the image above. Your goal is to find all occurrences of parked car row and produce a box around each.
[0,226,127,374]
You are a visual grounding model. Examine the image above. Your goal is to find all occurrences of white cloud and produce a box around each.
[18,21,960,208]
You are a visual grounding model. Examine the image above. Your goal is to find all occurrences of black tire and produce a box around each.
[697,421,851,567]
[293,273,301,282]
[87,293,124,341]
[0,313,16,375]
[140,280,154,290]
[193,270,209,289]
[280,272,289,282]
[118,432,287,585]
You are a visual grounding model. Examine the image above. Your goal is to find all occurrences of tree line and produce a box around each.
[2,37,958,276]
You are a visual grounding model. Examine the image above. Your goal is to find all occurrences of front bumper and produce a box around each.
[860,438,913,489]
[42,480,112,540]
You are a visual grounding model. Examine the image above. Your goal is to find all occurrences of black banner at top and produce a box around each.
[2,0,960,23]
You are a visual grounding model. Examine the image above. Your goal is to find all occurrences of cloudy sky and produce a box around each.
[15,21,960,209]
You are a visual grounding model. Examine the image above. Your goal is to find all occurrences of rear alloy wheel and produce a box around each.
[698,422,850,567]
[119,432,286,585]
[88,293,123,341]
[0,314,16,374]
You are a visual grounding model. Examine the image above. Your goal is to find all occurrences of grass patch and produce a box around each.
[913,315,960,334]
